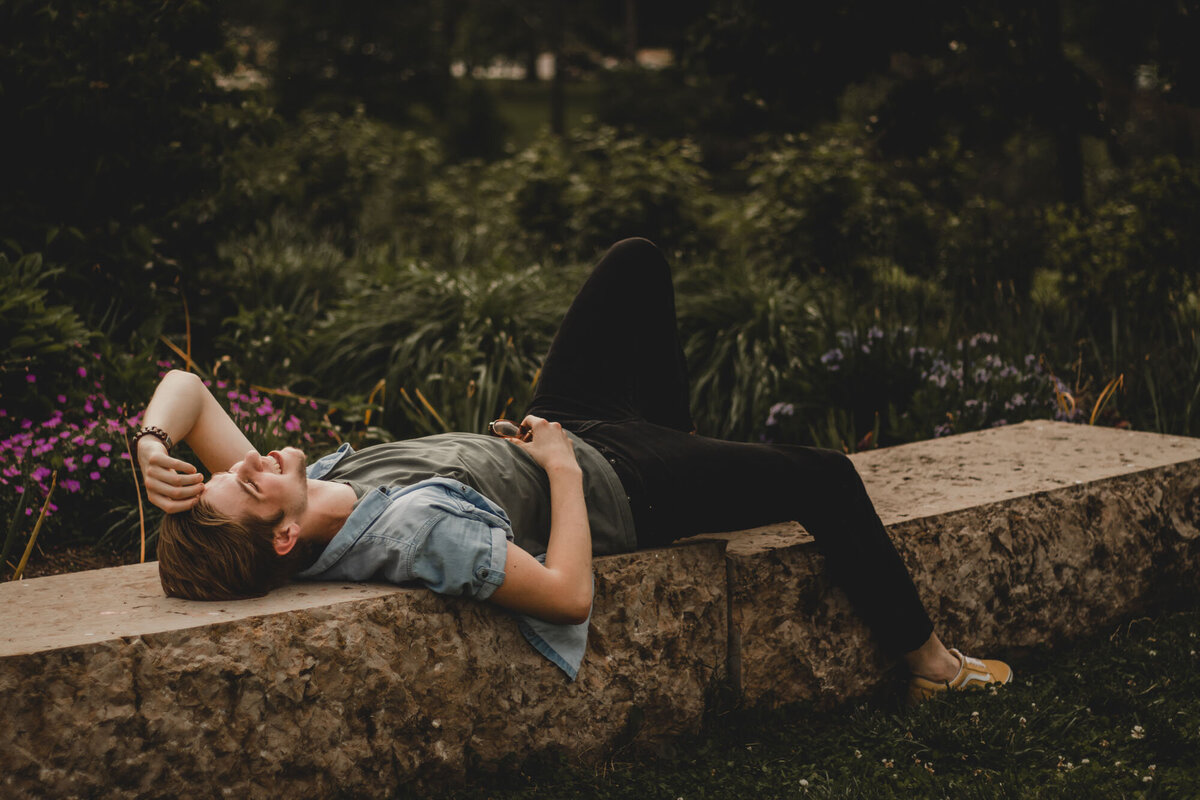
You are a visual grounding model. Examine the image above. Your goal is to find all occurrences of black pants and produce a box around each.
[527,238,934,654]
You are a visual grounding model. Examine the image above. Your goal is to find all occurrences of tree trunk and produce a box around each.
[549,2,565,135]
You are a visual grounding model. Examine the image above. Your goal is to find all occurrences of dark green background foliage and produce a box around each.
[1,0,1199,559]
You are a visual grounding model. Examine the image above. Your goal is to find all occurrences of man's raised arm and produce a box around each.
[138,370,255,513]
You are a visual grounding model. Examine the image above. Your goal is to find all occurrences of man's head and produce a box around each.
[157,448,313,600]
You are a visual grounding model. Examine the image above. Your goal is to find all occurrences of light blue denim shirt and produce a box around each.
[296,444,591,679]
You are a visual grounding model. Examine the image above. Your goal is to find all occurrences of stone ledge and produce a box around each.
[3,421,1199,797]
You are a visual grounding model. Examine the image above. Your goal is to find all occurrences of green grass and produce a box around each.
[446,603,1200,799]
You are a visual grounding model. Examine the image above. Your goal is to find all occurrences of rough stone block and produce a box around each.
[698,421,1200,708]
[3,421,1199,795]
[0,542,726,798]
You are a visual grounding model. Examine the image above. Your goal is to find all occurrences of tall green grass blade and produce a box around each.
[1,485,30,577]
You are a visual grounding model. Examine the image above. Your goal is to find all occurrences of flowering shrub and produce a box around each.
[1,362,141,557]
[1,357,344,561]
[912,333,1063,437]
[764,327,1064,450]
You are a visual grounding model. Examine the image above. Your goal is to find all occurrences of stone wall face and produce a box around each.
[3,422,1200,796]
[0,543,725,799]
[4,542,724,796]
[717,464,1200,710]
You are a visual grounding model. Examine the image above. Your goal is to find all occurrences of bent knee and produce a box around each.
[599,237,672,286]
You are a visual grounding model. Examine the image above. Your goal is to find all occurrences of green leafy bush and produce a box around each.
[0,253,91,416]
[725,127,936,279]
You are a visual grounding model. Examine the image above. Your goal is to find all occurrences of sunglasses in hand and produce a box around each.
[487,419,532,442]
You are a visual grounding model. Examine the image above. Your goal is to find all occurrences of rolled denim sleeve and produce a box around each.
[412,509,510,600]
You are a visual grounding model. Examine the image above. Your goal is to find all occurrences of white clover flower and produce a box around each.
[1131,725,1145,740]
[799,779,810,788]
[1081,758,1090,765]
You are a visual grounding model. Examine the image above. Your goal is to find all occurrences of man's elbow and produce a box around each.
[165,368,201,387]
[558,586,593,626]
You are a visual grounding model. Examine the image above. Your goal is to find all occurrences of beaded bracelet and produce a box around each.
[132,425,174,453]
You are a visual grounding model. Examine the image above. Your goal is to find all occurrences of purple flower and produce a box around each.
[89,471,100,481]
[84,401,94,413]
[77,367,87,378]
[57,394,67,404]
[97,456,111,468]
[62,479,81,493]
[285,415,301,432]
[26,374,36,384]
[82,454,94,464]
[98,442,112,452]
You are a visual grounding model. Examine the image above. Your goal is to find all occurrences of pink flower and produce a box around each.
[77,367,87,378]
[84,401,94,413]
[26,374,36,384]
[97,456,111,468]
[82,454,94,464]
[284,415,301,432]
[57,394,67,403]
[89,471,100,481]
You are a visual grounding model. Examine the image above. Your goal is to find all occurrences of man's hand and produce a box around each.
[505,415,580,476]
[139,438,204,514]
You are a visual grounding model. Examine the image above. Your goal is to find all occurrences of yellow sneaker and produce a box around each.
[908,648,1013,704]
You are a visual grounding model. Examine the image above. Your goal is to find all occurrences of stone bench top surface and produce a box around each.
[5,420,1199,658]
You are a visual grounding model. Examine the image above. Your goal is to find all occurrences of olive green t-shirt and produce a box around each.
[318,432,637,557]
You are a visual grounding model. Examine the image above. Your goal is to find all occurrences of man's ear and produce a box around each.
[273,521,301,556]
